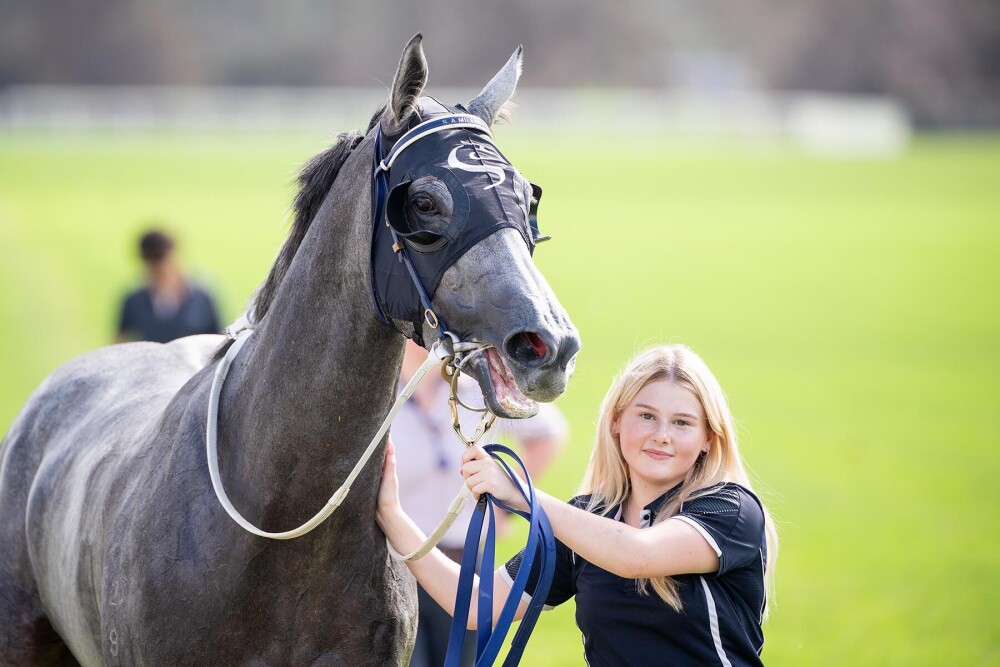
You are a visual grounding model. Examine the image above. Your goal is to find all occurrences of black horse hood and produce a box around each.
[370,97,545,342]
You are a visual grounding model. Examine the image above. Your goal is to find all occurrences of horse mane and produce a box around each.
[211,107,385,362]
[249,130,363,326]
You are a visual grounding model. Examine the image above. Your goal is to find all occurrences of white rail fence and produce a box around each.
[0,86,910,156]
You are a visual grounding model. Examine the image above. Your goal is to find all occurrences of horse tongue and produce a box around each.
[485,347,536,415]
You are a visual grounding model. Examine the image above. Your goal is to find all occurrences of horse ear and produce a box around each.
[468,46,523,126]
[385,34,428,131]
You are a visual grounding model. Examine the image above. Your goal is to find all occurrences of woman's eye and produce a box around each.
[640,412,654,420]
[413,195,436,214]
[674,419,690,427]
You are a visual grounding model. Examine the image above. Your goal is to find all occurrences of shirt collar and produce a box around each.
[612,482,683,528]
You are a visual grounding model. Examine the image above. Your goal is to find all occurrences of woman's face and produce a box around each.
[613,379,711,498]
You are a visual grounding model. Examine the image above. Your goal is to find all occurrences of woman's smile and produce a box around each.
[642,448,674,460]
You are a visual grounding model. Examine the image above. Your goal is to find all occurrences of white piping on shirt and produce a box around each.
[671,515,723,557]
[700,576,734,667]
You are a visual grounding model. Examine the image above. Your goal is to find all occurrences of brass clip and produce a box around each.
[447,361,497,447]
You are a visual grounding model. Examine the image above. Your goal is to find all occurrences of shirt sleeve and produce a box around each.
[671,484,765,576]
[502,535,575,609]
[501,495,587,609]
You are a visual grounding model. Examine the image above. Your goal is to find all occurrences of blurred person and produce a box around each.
[380,344,778,666]
[393,340,568,667]
[116,229,221,343]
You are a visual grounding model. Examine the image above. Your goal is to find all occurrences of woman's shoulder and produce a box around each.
[679,483,765,532]
[677,483,767,574]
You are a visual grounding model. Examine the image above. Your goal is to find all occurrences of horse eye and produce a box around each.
[413,194,437,214]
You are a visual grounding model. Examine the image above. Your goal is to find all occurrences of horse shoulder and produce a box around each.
[0,335,223,665]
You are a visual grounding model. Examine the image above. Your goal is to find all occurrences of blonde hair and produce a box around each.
[580,344,778,614]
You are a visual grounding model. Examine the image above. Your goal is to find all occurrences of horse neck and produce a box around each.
[217,155,405,530]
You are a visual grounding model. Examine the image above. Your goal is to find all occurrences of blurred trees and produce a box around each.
[0,0,996,126]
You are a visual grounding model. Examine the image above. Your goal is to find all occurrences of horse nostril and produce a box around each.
[525,332,548,358]
[555,335,580,371]
[505,331,550,366]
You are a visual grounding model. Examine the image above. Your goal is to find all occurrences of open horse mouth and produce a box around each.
[464,347,538,419]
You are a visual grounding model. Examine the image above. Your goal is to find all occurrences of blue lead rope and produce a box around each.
[444,444,556,667]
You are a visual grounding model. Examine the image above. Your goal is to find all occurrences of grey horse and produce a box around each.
[0,35,579,666]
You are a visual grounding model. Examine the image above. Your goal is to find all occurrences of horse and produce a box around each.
[0,35,580,666]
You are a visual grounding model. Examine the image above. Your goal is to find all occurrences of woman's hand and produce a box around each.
[376,439,403,528]
[460,445,530,513]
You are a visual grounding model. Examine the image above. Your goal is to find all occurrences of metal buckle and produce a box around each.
[442,358,497,448]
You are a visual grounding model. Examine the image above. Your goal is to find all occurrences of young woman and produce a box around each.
[377,344,778,666]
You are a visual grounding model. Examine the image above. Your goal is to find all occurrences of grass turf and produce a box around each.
[1,129,997,665]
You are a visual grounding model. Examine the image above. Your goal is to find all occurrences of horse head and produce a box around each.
[373,35,580,419]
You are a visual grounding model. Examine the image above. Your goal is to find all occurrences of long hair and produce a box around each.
[580,344,778,614]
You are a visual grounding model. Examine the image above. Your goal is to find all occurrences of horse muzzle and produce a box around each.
[464,326,580,419]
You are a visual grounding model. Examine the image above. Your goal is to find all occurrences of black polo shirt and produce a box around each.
[503,483,767,667]
[118,285,220,343]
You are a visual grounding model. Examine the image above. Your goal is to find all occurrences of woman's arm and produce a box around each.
[376,442,530,628]
[461,446,719,580]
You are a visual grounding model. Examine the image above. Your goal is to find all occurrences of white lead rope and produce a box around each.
[385,337,498,561]
[206,329,454,539]
[387,481,474,562]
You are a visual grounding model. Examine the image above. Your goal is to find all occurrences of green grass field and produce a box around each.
[1,128,998,665]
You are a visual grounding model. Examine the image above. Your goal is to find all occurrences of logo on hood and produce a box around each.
[447,140,507,190]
